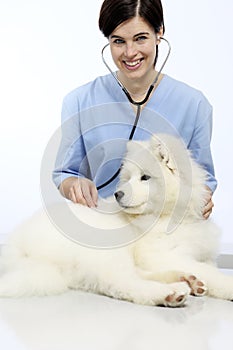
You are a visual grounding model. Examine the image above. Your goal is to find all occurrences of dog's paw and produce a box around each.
[164,291,187,307]
[163,282,191,307]
[180,275,207,297]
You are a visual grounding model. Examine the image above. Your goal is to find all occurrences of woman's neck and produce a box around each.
[117,70,163,101]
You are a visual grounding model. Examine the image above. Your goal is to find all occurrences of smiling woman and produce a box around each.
[52,0,217,221]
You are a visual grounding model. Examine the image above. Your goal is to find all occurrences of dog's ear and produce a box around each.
[150,135,176,172]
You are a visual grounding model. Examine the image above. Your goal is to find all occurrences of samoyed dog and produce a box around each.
[0,134,233,307]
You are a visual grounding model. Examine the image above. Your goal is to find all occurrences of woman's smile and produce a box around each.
[123,58,144,70]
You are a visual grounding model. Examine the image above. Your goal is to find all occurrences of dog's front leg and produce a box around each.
[74,253,191,307]
[137,269,207,297]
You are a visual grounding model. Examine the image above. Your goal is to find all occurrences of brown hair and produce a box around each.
[99,0,165,38]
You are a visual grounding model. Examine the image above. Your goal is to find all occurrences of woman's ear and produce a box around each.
[156,26,164,44]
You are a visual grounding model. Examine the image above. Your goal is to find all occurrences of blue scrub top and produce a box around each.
[53,73,217,198]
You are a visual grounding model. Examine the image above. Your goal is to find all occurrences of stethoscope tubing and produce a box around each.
[97,38,171,190]
[101,37,171,106]
[97,104,141,190]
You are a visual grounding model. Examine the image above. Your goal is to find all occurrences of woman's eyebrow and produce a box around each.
[110,32,150,39]
[110,35,124,39]
[134,32,150,37]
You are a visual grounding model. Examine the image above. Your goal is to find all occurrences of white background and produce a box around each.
[0,0,232,252]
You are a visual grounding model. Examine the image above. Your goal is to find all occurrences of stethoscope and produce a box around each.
[97,37,171,190]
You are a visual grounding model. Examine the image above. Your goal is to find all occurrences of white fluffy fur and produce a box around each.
[1,134,233,307]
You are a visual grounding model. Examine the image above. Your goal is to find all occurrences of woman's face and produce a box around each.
[109,16,161,81]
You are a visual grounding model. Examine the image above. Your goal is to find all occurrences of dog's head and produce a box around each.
[114,134,207,220]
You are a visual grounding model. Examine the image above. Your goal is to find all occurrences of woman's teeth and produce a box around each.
[125,59,141,67]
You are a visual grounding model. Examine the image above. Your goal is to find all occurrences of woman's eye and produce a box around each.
[141,174,151,181]
[113,39,125,44]
[136,36,147,42]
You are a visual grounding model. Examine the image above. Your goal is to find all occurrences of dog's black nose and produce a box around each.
[114,191,124,202]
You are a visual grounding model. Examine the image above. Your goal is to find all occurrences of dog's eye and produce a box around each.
[141,174,151,181]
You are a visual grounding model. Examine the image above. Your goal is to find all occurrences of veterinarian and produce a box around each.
[53,0,216,219]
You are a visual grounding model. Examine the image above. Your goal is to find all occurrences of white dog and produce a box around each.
[1,134,233,307]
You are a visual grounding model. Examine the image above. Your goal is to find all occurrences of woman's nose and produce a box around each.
[124,42,137,58]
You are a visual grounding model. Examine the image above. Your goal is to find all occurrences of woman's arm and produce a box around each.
[189,100,217,219]
[53,94,98,206]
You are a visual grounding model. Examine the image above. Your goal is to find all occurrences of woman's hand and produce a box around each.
[59,177,98,208]
[203,186,214,219]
